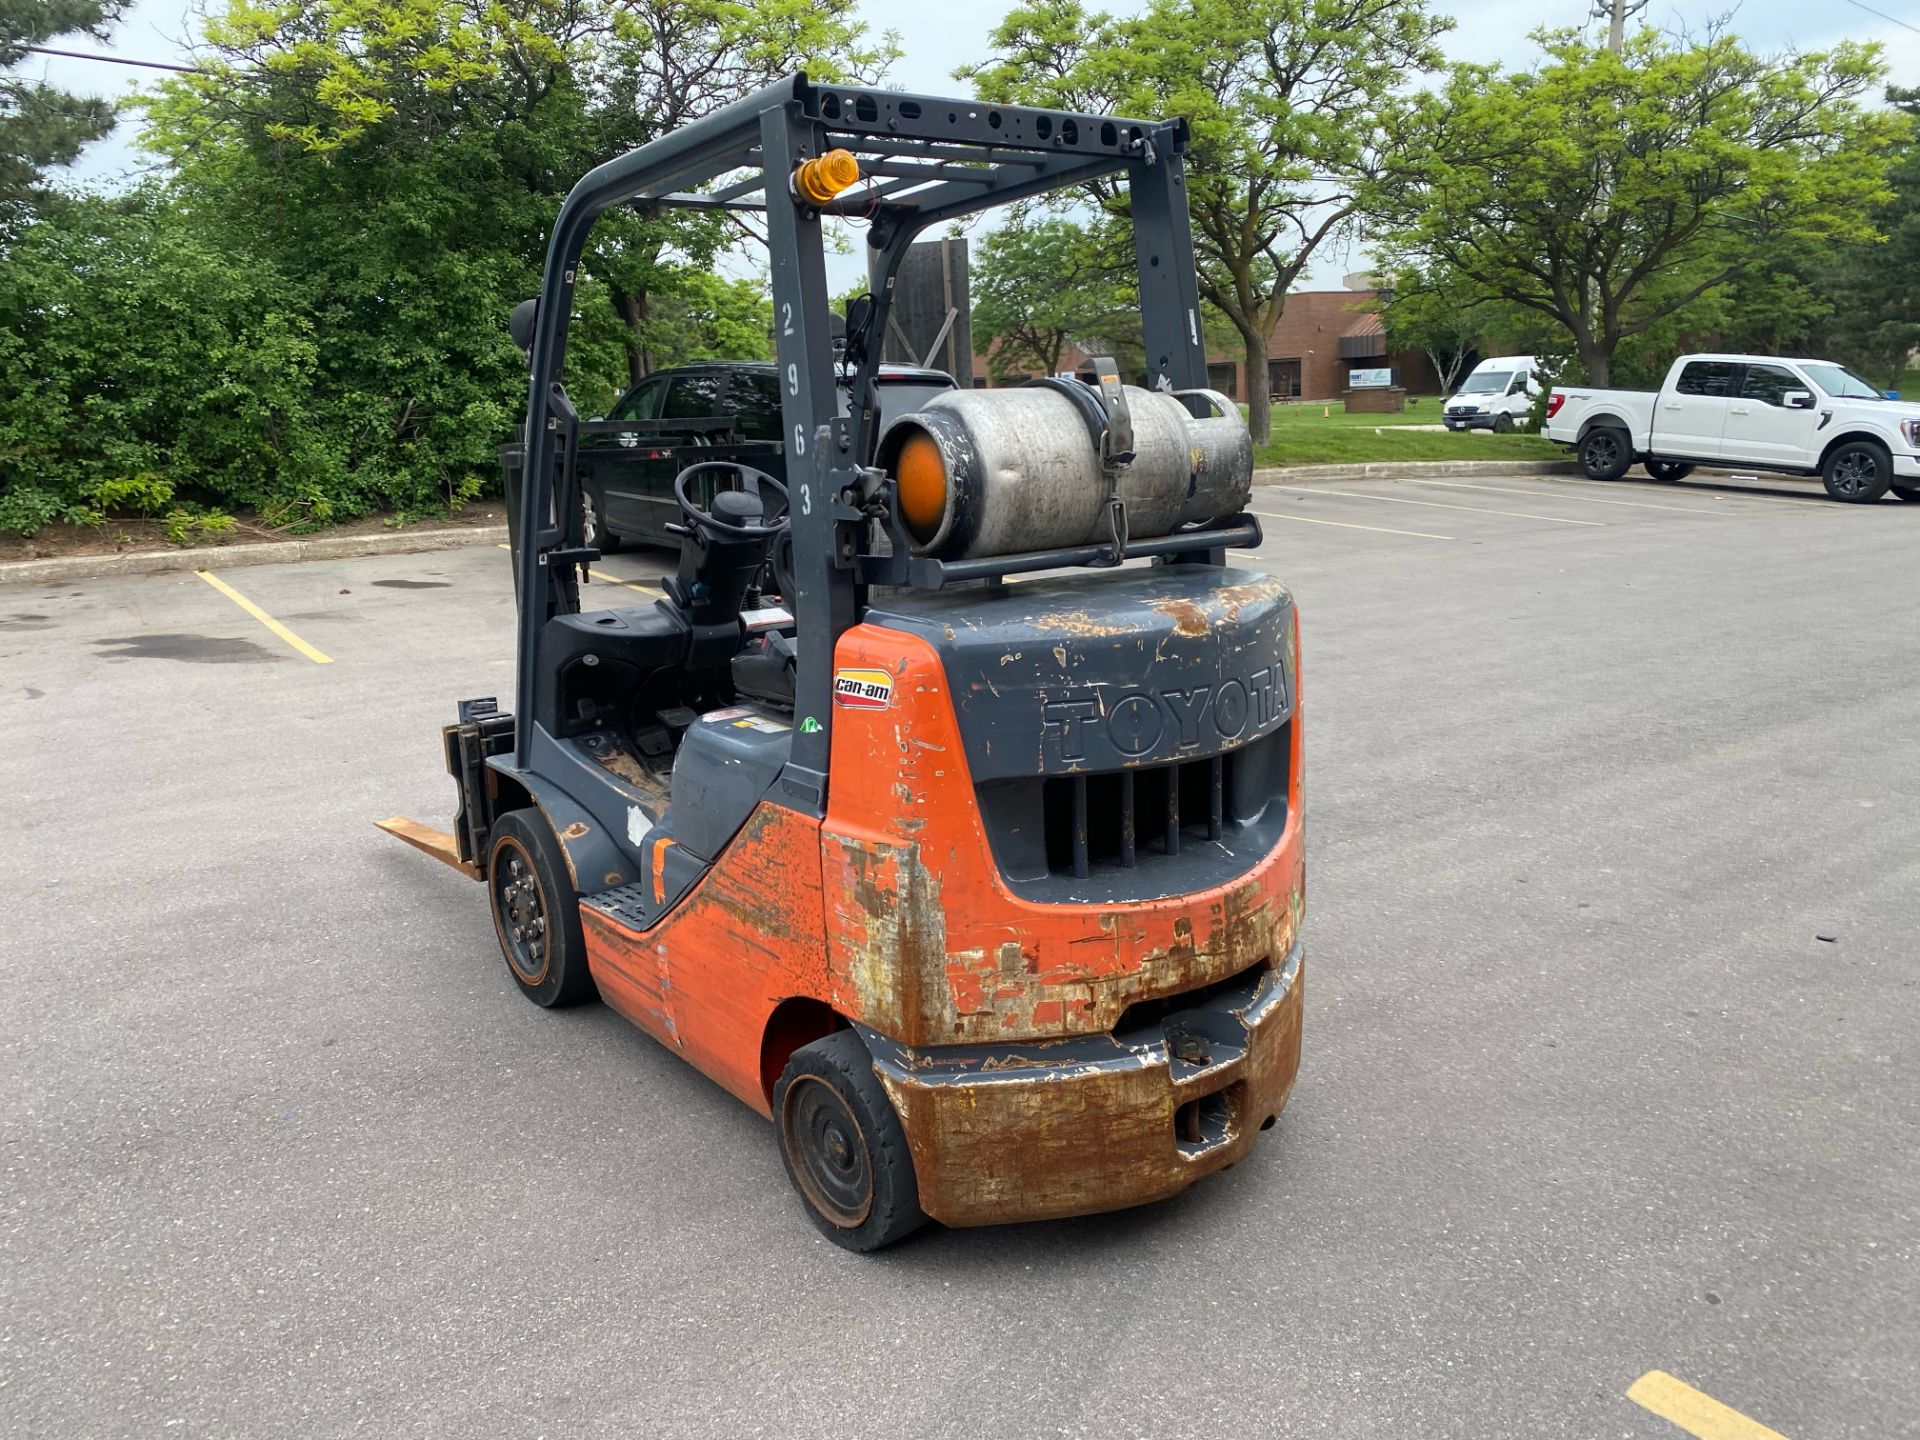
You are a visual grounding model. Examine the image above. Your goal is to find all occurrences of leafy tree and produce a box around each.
[0,0,890,535]
[1814,86,1920,386]
[972,218,1131,380]
[1373,30,1907,386]
[1,1,125,220]
[964,0,1449,443]
[1376,269,1509,394]
[0,188,332,535]
[150,0,890,390]
[633,268,774,374]
[1659,91,1919,388]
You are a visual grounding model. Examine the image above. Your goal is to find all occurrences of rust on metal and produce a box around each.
[875,952,1305,1227]
[589,744,671,808]
[822,621,1307,1055]
[1152,598,1209,638]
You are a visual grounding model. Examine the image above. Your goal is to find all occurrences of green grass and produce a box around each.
[1896,367,1919,399]
[1247,399,1446,428]
[1249,397,1563,467]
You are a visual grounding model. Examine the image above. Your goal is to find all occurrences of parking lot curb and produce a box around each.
[1255,459,1581,485]
[0,524,512,587]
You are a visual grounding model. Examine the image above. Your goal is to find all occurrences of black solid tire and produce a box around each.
[1645,460,1695,482]
[1822,440,1893,503]
[486,810,597,1008]
[1493,412,1515,433]
[1890,485,1920,503]
[581,488,624,552]
[774,1029,926,1252]
[1579,426,1633,481]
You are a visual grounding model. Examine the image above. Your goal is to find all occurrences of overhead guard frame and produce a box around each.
[513,74,1213,811]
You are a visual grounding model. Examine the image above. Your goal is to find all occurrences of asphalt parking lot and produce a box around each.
[4,469,1916,1438]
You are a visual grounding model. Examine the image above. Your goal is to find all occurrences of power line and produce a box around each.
[1836,0,1920,35]
[21,45,197,74]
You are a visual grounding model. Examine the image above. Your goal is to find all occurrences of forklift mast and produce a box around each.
[512,74,1213,815]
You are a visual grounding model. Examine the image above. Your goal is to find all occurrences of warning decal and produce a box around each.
[833,667,894,710]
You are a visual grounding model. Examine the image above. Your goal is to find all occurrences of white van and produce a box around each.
[1442,356,1540,432]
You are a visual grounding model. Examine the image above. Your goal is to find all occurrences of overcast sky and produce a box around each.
[29,0,1920,292]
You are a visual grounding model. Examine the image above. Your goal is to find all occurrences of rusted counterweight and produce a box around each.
[876,385,1254,559]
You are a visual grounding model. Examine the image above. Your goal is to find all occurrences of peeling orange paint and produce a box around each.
[822,623,1305,1045]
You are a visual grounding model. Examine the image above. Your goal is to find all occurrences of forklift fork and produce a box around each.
[377,696,514,880]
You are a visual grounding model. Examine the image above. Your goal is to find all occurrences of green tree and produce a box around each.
[150,0,891,391]
[1665,91,1919,388]
[0,0,887,532]
[0,188,332,536]
[1815,86,1920,386]
[964,0,1449,443]
[1374,30,1907,386]
[1376,268,1516,394]
[972,218,1131,380]
[1,0,124,219]
[0,0,893,536]
[634,268,774,373]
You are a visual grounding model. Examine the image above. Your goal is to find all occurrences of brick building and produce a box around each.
[972,285,1443,401]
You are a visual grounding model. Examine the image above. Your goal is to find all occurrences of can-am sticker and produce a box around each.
[834,667,893,710]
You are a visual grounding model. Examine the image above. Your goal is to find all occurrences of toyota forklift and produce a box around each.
[381,75,1305,1250]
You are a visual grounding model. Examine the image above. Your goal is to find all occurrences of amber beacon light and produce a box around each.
[792,149,862,206]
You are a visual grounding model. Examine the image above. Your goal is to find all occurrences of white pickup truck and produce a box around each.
[1544,354,1920,503]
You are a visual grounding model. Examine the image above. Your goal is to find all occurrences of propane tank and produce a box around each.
[875,383,1253,560]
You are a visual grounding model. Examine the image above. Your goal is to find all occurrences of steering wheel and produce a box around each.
[673,461,789,541]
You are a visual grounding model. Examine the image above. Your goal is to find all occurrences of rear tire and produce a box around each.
[1644,460,1694,482]
[1578,426,1633,481]
[486,810,597,1008]
[1822,440,1892,503]
[774,1029,926,1252]
[1891,485,1920,503]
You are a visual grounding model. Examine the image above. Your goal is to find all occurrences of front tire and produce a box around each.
[1493,412,1515,434]
[1822,440,1892,503]
[775,1029,926,1252]
[1579,426,1633,481]
[486,810,597,1008]
[581,489,624,553]
[1644,460,1694,482]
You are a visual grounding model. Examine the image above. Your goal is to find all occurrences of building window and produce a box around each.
[1268,358,1302,400]
[1206,362,1238,398]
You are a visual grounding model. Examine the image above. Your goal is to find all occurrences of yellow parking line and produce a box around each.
[1256,509,1453,541]
[1406,478,1719,515]
[195,570,333,664]
[1259,486,1603,527]
[1628,1371,1790,1440]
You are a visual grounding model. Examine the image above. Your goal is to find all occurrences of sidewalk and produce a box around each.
[0,522,512,588]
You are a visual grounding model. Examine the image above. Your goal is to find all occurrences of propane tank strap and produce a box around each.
[1091,358,1135,470]
[1020,364,1133,562]
[1023,375,1109,452]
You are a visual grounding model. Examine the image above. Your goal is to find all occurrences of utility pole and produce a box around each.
[1590,0,1649,52]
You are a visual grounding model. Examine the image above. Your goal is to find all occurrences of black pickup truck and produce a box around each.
[577,360,957,551]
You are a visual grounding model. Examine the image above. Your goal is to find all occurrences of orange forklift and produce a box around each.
[382,75,1305,1250]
